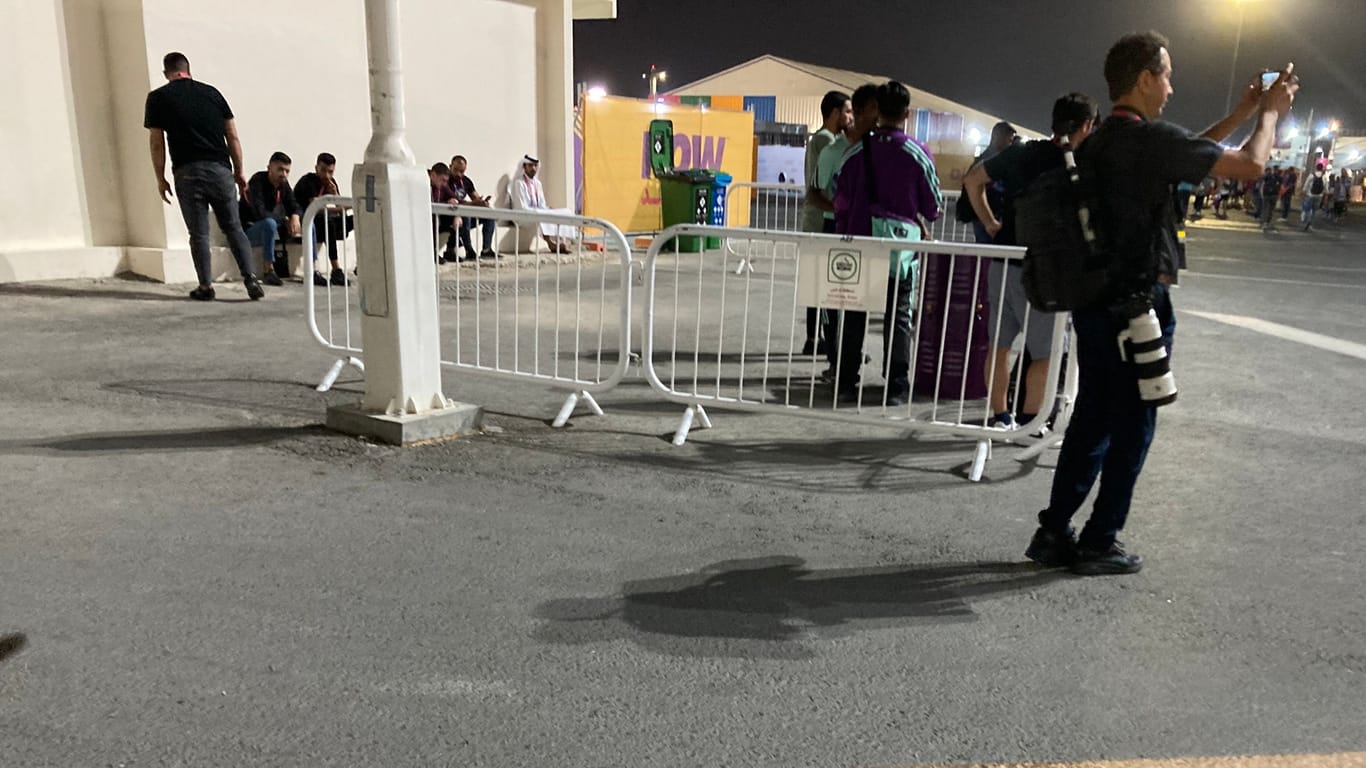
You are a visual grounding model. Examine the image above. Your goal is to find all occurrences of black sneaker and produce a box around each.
[330,268,348,287]
[1025,526,1077,568]
[886,388,909,407]
[313,271,328,287]
[244,276,265,301]
[480,249,498,260]
[189,286,216,301]
[262,271,284,287]
[1071,542,1143,576]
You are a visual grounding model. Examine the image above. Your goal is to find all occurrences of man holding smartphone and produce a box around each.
[1023,33,1297,575]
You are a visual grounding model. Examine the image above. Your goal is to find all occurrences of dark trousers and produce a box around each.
[172,161,256,286]
[433,215,462,258]
[313,212,354,267]
[459,215,496,253]
[1041,283,1175,549]
[827,270,914,394]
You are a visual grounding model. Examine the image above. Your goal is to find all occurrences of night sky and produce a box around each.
[574,0,1365,136]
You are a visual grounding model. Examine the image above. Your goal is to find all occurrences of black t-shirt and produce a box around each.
[143,78,234,169]
[446,174,479,202]
[982,140,1065,246]
[1079,111,1222,287]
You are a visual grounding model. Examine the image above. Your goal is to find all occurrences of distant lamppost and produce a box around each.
[643,65,668,98]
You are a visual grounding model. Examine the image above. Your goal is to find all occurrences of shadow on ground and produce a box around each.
[103,378,351,419]
[0,282,183,302]
[533,556,1064,659]
[0,425,327,455]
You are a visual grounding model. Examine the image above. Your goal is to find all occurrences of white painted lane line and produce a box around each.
[1183,310,1366,362]
[1192,255,1366,274]
[878,753,1366,768]
[1182,272,1359,290]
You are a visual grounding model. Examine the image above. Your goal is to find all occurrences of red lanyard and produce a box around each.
[1111,106,1145,123]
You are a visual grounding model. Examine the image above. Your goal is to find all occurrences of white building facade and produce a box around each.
[0,0,614,284]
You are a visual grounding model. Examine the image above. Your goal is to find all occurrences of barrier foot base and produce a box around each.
[733,258,755,275]
[317,356,364,393]
[672,404,710,446]
[552,390,604,428]
[968,439,992,482]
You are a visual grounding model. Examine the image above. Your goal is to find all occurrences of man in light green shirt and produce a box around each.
[797,91,851,355]
[801,91,852,233]
[816,84,880,233]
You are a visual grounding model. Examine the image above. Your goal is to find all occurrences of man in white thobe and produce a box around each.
[508,154,576,253]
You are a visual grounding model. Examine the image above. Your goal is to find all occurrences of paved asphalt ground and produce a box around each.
[1,210,1364,768]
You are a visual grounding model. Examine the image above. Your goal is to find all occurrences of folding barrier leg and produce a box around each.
[552,390,605,429]
[968,439,992,483]
[316,359,347,393]
[672,404,710,447]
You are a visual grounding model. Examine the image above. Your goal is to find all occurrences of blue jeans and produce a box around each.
[459,216,497,253]
[172,161,256,287]
[245,217,279,269]
[1040,283,1175,549]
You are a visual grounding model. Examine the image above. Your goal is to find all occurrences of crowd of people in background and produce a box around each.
[1185,162,1360,231]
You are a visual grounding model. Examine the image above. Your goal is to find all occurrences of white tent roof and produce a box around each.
[668,54,1046,139]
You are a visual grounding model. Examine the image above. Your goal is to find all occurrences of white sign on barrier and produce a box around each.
[796,246,889,312]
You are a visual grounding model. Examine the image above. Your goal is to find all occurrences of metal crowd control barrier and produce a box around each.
[640,223,1069,481]
[430,202,634,427]
[302,195,364,392]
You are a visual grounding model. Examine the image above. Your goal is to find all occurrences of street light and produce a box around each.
[1224,0,1260,114]
[586,85,607,101]
[642,65,668,97]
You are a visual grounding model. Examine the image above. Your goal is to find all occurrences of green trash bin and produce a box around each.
[650,119,715,253]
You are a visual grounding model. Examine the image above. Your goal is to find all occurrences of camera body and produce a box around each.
[1112,293,1177,406]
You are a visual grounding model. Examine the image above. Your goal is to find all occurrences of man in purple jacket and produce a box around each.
[832,81,943,405]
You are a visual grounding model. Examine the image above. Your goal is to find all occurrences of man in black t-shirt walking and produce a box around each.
[145,52,263,301]
[1022,32,1296,575]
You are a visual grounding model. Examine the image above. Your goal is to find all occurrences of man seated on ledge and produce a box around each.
[293,152,352,286]
[508,154,576,254]
[447,154,497,260]
[239,151,302,286]
[429,162,464,263]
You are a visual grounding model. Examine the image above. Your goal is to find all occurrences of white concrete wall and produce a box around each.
[0,0,577,282]
[0,0,86,251]
[137,0,543,251]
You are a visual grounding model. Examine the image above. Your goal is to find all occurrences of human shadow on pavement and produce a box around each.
[533,556,1065,659]
[0,425,326,454]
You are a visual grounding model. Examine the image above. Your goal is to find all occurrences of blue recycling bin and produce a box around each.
[707,172,733,249]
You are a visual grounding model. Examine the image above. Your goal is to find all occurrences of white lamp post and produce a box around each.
[326,0,483,444]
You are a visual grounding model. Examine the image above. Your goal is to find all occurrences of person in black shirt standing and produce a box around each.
[1023,32,1297,575]
[963,93,1099,430]
[239,151,303,286]
[144,52,264,301]
[447,155,498,260]
[294,152,353,286]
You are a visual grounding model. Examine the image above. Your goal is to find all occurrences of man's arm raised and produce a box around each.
[1210,65,1298,181]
